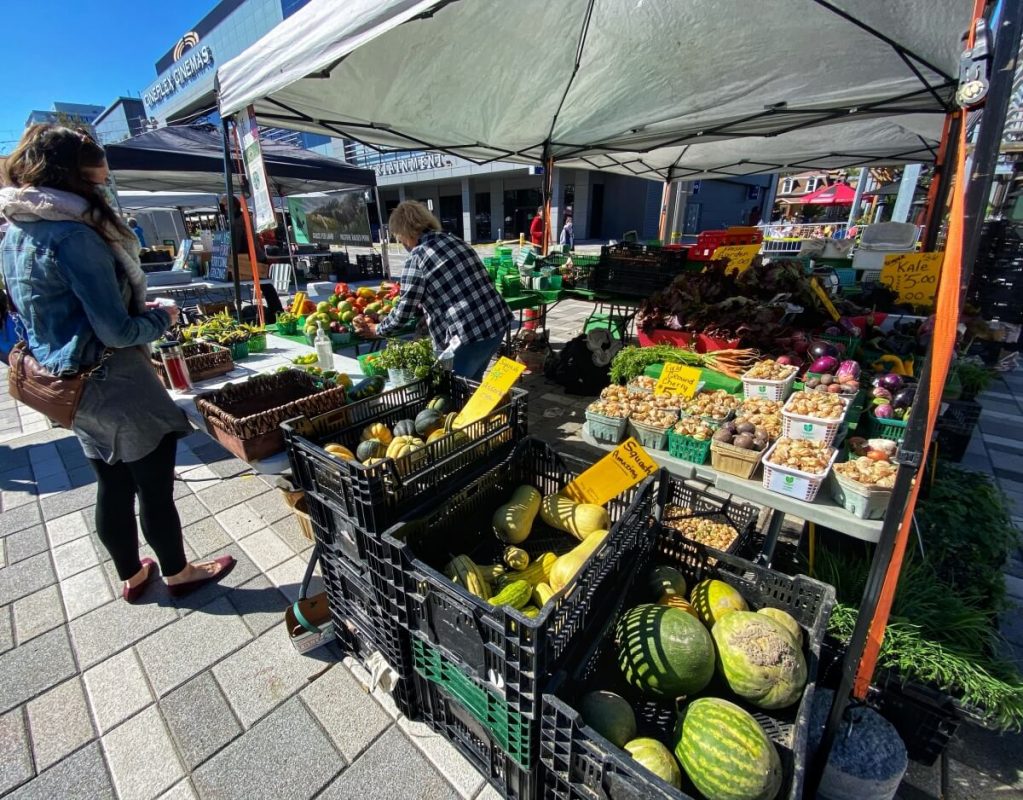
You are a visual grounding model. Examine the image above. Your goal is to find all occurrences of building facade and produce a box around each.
[93,98,148,145]
[24,102,105,129]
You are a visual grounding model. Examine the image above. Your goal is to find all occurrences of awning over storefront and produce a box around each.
[217,0,969,164]
[105,125,377,194]
[555,115,943,181]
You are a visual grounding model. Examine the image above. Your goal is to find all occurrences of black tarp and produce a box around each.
[104,125,376,195]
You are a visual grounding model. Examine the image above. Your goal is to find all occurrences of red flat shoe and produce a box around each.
[166,556,237,598]
[123,558,160,603]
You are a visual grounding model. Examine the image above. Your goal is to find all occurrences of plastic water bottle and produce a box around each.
[314,322,333,371]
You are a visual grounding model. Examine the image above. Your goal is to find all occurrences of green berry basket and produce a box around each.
[357,352,387,378]
[666,429,712,464]
[275,314,298,335]
[866,412,908,443]
[627,418,674,451]
[585,411,628,444]
[247,332,267,353]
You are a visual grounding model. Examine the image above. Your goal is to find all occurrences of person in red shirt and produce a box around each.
[529,206,544,247]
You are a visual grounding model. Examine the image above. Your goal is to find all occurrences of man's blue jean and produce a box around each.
[452,335,505,382]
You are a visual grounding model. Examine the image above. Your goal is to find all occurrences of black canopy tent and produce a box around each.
[104,125,384,316]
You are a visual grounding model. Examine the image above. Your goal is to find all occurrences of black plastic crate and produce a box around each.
[368,437,661,766]
[540,529,835,800]
[656,474,763,557]
[935,399,982,462]
[414,668,538,800]
[356,253,384,279]
[818,638,960,766]
[282,373,528,535]
[591,245,693,298]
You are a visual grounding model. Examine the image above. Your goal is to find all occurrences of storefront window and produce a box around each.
[475,192,492,241]
[503,188,542,237]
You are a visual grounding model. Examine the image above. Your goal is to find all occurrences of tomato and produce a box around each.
[866,450,890,462]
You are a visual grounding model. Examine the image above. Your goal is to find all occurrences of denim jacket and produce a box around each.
[0,219,169,375]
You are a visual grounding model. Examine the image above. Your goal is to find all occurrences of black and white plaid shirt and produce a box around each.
[376,231,513,352]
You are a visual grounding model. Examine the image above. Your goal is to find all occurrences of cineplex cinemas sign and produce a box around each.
[144,42,214,109]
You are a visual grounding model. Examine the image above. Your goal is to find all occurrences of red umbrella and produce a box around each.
[799,182,872,205]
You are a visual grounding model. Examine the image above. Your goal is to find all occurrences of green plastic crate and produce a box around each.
[666,429,712,464]
[357,352,386,378]
[412,638,531,768]
[866,412,907,443]
[820,333,861,359]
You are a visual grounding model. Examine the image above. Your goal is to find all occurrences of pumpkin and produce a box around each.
[492,485,541,544]
[426,429,448,444]
[360,422,392,445]
[357,439,386,463]
[414,408,443,437]
[712,611,807,710]
[393,419,417,437]
[324,443,355,461]
[386,435,426,460]
[540,494,609,541]
[427,395,451,413]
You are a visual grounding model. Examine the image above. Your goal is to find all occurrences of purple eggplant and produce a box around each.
[871,387,893,401]
[824,326,843,337]
[835,360,861,381]
[808,341,840,361]
[809,355,840,374]
[872,373,904,393]
[873,403,894,419]
[892,387,917,410]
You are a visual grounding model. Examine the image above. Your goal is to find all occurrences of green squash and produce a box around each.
[356,438,386,463]
[427,395,451,413]
[414,408,443,437]
[393,419,417,437]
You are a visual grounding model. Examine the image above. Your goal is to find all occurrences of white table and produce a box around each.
[581,429,884,559]
[168,334,365,474]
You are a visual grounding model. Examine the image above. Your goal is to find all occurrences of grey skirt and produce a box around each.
[73,347,191,465]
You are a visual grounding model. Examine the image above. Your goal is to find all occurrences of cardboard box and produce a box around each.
[227,255,270,281]
[285,593,335,654]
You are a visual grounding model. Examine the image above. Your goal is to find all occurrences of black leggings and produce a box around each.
[87,433,187,581]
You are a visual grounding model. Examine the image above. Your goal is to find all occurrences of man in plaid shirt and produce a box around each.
[359,201,513,380]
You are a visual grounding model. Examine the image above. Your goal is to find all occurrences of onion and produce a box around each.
[871,387,893,401]
[873,403,894,419]
[836,360,861,380]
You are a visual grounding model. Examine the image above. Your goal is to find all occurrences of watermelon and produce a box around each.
[624,737,681,789]
[579,691,637,748]
[757,607,803,648]
[658,594,700,619]
[675,697,782,800]
[712,611,807,710]
[615,604,715,697]
[647,565,687,599]
[690,579,748,627]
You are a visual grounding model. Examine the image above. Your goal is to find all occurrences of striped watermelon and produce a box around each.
[675,697,782,800]
[615,604,715,697]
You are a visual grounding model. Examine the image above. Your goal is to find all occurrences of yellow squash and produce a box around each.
[540,494,609,541]
[324,443,355,461]
[492,485,541,544]
[549,530,608,591]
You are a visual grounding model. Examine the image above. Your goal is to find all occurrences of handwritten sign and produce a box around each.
[563,437,659,505]
[712,244,761,274]
[453,357,526,427]
[810,277,842,321]
[654,363,702,398]
[880,252,943,307]
[207,231,232,282]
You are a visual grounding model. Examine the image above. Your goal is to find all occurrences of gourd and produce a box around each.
[503,546,530,570]
[675,698,782,800]
[616,603,715,697]
[494,552,557,589]
[427,395,451,413]
[443,412,459,432]
[712,611,807,710]
[386,435,425,460]
[414,408,443,437]
[357,439,386,463]
[549,531,608,591]
[444,555,491,600]
[690,579,748,627]
[493,486,541,544]
[363,457,386,467]
[478,564,505,582]
[324,443,355,461]
[532,582,555,607]
[426,429,448,444]
[393,419,417,437]
[540,494,609,541]
[488,579,532,609]
[360,422,392,445]
[520,605,540,618]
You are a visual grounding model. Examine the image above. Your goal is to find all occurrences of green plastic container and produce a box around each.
[357,352,386,377]
[666,429,712,464]
[585,411,627,444]
[628,419,672,451]
[247,332,267,353]
[866,412,907,443]
[228,341,249,361]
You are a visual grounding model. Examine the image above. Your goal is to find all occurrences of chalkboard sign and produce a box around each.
[208,232,232,282]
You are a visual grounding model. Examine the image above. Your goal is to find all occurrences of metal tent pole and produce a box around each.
[373,185,391,278]
[275,184,299,294]
[220,116,244,322]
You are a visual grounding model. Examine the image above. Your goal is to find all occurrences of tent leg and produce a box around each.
[278,196,299,294]
[374,186,391,278]
[846,169,868,227]
[221,118,243,322]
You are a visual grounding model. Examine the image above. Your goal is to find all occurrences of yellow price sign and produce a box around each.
[810,277,842,322]
[654,363,702,398]
[453,357,526,427]
[712,244,761,274]
[880,252,943,307]
[563,437,659,506]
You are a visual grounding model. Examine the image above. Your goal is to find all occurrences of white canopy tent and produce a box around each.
[115,191,220,210]
[218,0,970,164]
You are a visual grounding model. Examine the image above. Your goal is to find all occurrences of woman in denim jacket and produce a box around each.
[0,125,235,601]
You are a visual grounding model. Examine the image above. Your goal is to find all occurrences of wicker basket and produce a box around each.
[152,342,234,388]
[710,439,765,479]
[195,371,348,461]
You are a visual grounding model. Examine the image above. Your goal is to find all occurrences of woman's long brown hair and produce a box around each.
[2,124,128,242]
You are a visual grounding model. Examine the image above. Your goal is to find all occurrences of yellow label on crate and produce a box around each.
[880,252,943,307]
[810,278,842,321]
[453,357,526,427]
[654,363,702,398]
[563,437,658,506]
[712,244,761,274]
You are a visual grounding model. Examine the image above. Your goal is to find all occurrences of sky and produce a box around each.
[0,0,215,153]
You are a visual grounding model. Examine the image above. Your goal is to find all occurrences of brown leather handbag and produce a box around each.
[7,342,106,429]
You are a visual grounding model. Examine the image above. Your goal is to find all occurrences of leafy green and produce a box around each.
[373,338,436,378]
[608,345,706,384]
